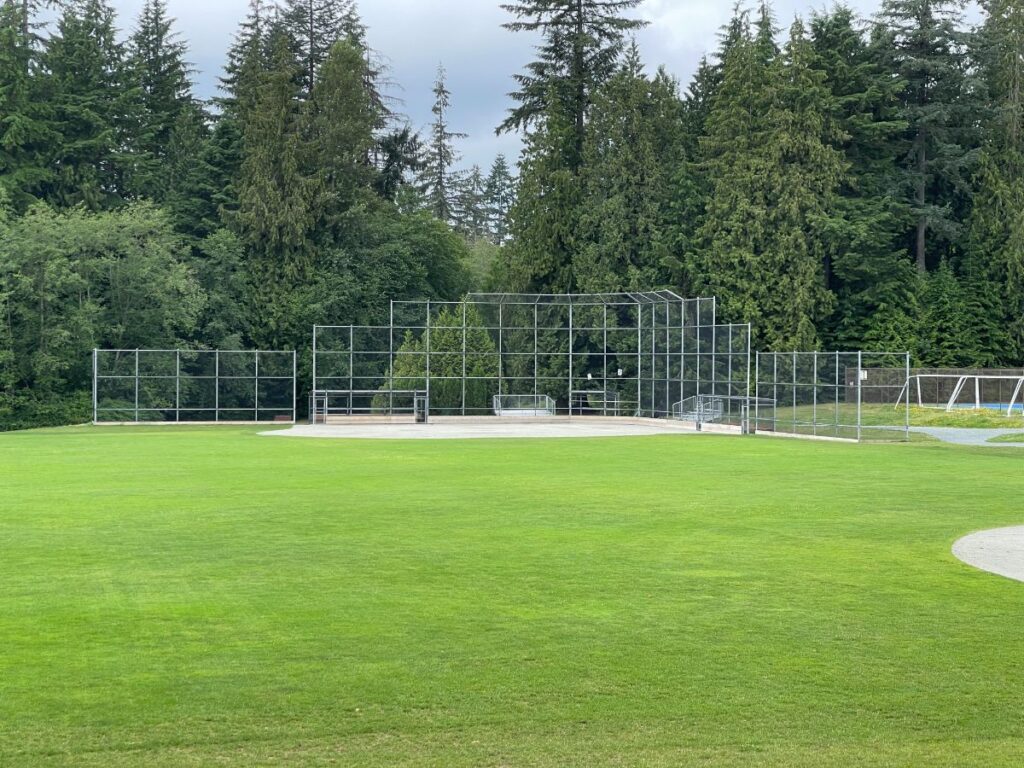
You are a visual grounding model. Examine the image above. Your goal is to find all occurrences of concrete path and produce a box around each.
[913,427,1024,447]
[263,420,708,440]
[953,527,1024,583]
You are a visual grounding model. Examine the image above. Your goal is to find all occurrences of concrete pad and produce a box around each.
[953,527,1024,583]
[915,427,1024,447]
[262,418,716,440]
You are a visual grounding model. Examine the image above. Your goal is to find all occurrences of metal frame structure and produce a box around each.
[896,374,1024,417]
[753,351,912,442]
[493,394,557,416]
[312,292,752,425]
[310,389,428,423]
[93,349,297,424]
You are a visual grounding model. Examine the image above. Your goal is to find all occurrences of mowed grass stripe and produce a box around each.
[1,427,1023,766]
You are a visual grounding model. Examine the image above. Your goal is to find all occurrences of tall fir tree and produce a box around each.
[42,0,137,210]
[282,0,355,96]
[499,87,579,291]
[0,0,53,211]
[963,0,1024,363]
[232,28,321,348]
[310,38,376,220]
[694,13,841,349]
[920,260,975,364]
[499,0,646,171]
[575,44,682,292]
[125,0,200,203]
[810,6,919,351]
[876,0,975,273]
[206,0,273,227]
[452,164,488,240]
[498,0,646,292]
[419,64,465,224]
[483,153,515,244]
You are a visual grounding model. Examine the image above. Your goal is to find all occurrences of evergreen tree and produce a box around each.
[964,0,1024,362]
[810,6,919,351]
[204,0,274,230]
[0,1,52,210]
[499,0,646,171]
[124,0,197,202]
[162,105,219,238]
[498,87,580,291]
[694,14,841,349]
[919,260,974,364]
[575,45,682,292]
[41,0,137,210]
[232,29,320,348]
[310,38,376,218]
[419,63,465,224]
[282,0,355,96]
[483,153,515,244]
[384,303,497,414]
[373,124,422,202]
[876,0,975,273]
[452,164,488,240]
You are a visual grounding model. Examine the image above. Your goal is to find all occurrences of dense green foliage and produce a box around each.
[2,427,1024,765]
[500,0,1023,363]
[1,0,1022,429]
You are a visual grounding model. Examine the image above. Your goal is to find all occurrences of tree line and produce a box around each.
[499,0,1023,365]
[1,0,1022,429]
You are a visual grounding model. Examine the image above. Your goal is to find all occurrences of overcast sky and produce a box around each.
[92,0,982,170]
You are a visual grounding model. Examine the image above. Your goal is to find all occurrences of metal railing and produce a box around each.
[309,389,428,423]
[492,394,557,416]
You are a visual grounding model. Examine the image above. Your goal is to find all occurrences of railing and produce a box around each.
[492,394,557,417]
[569,390,639,417]
[309,389,428,423]
[672,395,725,423]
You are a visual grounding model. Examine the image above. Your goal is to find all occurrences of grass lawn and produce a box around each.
[2,426,1024,766]
[987,432,1024,444]
[768,403,1024,432]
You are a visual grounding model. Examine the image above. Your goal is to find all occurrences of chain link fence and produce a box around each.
[93,349,296,424]
[753,352,911,441]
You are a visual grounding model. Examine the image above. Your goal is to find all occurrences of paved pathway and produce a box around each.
[264,420,709,440]
[953,527,1024,583]
[913,427,1024,447]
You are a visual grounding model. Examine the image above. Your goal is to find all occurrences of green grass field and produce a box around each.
[2,427,1024,767]
[988,432,1024,444]
[771,403,1024,431]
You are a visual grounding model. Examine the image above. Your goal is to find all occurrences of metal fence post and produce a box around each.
[857,350,863,442]
[461,301,467,416]
[312,325,318,394]
[425,301,431,418]
[92,349,98,424]
[134,349,140,423]
[812,351,818,437]
[389,303,394,416]
[905,351,911,441]
[215,350,220,423]
[175,350,181,423]
[568,301,574,418]
[753,349,759,435]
